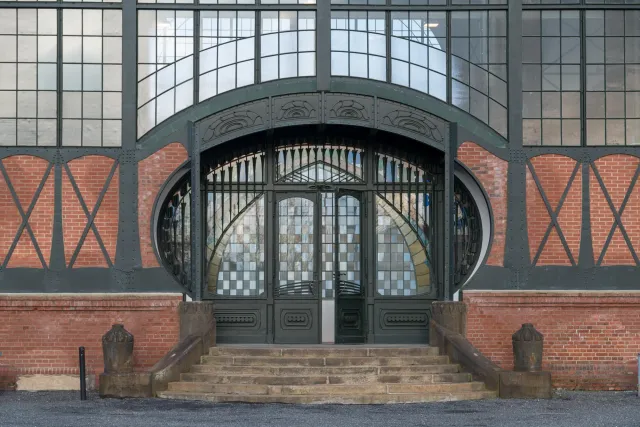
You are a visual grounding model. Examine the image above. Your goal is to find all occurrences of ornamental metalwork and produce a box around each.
[158,130,482,300]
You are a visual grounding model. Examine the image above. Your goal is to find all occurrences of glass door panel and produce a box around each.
[335,192,365,344]
[276,196,316,296]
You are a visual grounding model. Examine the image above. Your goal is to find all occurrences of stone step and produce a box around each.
[200,355,450,367]
[209,347,439,358]
[180,372,473,385]
[158,390,498,404]
[190,364,461,376]
[166,381,487,395]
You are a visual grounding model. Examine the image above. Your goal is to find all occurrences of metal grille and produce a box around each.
[157,133,483,299]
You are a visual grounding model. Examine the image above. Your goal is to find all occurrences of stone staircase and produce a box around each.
[157,346,497,404]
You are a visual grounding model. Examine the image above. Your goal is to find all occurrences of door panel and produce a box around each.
[335,192,366,344]
[274,194,320,344]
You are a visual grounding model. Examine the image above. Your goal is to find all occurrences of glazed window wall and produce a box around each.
[62,9,122,147]
[261,11,316,82]
[330,11,387,81]
[137,10,195,137]
[199,11,255,102]
[390,11,447,102]
[451,11,508,138]
[522,10,581,146]
[522,8,640,146]
[0,9,57,146]
[585,10,640,146]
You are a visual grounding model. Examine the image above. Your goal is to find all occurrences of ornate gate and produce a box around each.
[157,128,482,344]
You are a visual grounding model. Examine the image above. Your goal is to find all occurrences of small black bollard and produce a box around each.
[79,347,86,401]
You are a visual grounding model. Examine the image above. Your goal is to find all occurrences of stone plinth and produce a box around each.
[499,371,553,399]
[430,301,467,347]
[179,301,216,348]
[99,372,152,398]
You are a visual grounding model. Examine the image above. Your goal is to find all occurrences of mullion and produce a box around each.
[559,9,564,147]
[100,10,105,147]
[621,9,628,146]
[15,10,18,145]
[35,10,39,147]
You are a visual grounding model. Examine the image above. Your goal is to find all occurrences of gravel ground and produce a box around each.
[1,391,639,427]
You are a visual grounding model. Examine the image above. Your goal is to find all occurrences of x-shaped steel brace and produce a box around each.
[591,161,640,266]
[64,160,119,269]
[0,161,53,269]
[527,159,580,267]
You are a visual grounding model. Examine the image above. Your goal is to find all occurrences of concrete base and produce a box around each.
[99,373,152,398]
[499,371,553,399]
[17,374,96,391]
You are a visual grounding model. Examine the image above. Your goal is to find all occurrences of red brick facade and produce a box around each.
[2,156,54,268]
[465,291,640,390]
[63,156,119,267]
[0,294,181,387]
[138,143,188,268]
[0,145,638,392]
[590,155,640,265]
[526,155,582,265]
[457,142,508,266]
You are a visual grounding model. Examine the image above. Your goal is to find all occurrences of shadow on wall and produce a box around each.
[0,365,17,392]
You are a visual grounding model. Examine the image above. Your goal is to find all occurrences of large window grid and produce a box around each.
[522,7,640,146]
[199,11,256,102]
[585,10,640,146]
[138,0,316,3]
[523,10,581,146]
[261,11,316,82]
[62,9,122,147]
[0,9,57,146]
[331,11,387,81]
[451,11,508,138]
[390,11,448,102]
[137,10,195,138]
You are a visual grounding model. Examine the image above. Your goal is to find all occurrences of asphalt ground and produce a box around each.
[0,391,639,427]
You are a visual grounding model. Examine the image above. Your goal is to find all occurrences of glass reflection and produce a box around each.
[277,197,315,296]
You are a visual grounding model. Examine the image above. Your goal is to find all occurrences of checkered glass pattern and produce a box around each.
[337,195,361,288]
[278,197,314,294]
[216,196,265,296]
[321,192,334,299]
[376,205,417,296]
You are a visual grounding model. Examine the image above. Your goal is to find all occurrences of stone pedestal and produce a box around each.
[102,324,134,374]
[499,371,553,399]
[513,323,544,372]
[430,301,467,346]
[178,301,216,349]
[100,324,149,398]
[99,373,151,398]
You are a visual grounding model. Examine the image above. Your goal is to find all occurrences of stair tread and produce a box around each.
[158,390,497,404]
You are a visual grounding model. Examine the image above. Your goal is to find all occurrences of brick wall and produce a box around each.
[457,142,508,266]
[0,294,181,387]
[1,156,54,268]
[465,291,640,390]
[63,156,119,267]
[526,155,582,265]
[138,143,188,268]
[590,155,640,265]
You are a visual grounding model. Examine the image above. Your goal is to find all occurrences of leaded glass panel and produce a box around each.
[376,201,419,296]
[276,143,364,182]
[211,196,265,296]
[321,192,335,299]
[277,197,315,296]
[337,195,361,294]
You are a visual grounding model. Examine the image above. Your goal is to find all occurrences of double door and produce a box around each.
[273,189,366,344]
